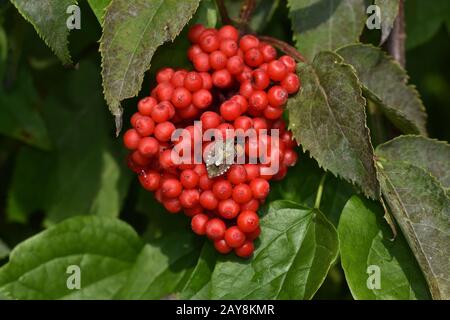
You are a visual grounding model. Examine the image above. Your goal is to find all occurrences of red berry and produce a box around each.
[260,43,277,62]
[244,48,264,67]
[234,116,253,131]
[199,174,214,190]
[227,165,247,185]
[267,85,288,107]
[240,198,260,212]
[161,178,182,198]
[209,50,228,70]
[199,33,220,52]
[224,226,246,248]
[178,104,199,119]
[212,179,233,200]
[151,103,171,123]
[171,70,187,87]
[180,169,199,189]
[231,95,249,113]
[199,190,218,210]
[193,53,211,72]
[138,137,159,157]
[232,184,253,204]
[179,189,200,208]
[138,170,160,191]
[220,100,241,121]
[249,90,269,111]
[156,68,174,83]
[131,112,144,127]
[138,97,157,116]
[123,129,141,150]
[244,164,260,181]
[239,81,254,98]
[199,72,213,89]
[205,218,226,240]
[279,55,297,73]
[163,197,182,213]
[226,56,244,75]
[131,150,151,166]
[201,111,222,130]
[184,205,203,217]
[212,69,232,88]
[283,149,298,167]
[184,72,204,92]
[250,178,270,199]
[214,239,232,254]
[218,25,239,41]
[155,82,174,101]
[192,89,213,109]
[251,69,270,90]
[246,226,261,241]
[263,105,284,120]
[218,199,240,219]
[171,87,192,109]
[281,73,301,94]
[191,213,209,235]
[252,117,268,133]
[237,210,259,233]
[220,39,238,57]
[235,240,254,258]
[239,35,259,52]
[154,121,175,142]
[267,60,288,81]
[188,24,206,43]
[135,116,155,136]
[187,44,203,61]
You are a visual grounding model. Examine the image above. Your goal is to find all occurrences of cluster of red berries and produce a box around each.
[123,24,300,258]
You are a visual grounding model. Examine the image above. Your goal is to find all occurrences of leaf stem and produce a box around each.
[314,173,327,209]
[387,0,406,67]
[257,36,306,62]
[239,0,256,32]
[215,0,232,25]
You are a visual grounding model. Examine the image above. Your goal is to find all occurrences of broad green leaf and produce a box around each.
[288,0,366,60]
[376,135,450,189]
[87,0,112,23]
[100,0,201,132]
[287,52,380,199]
[210,200,339,299]
[0,239,9,260]
[10,0,75,65]
[224,0,280,31]
[337,44,427,136]
[375,0,399,44]
[0,71,51,150]
[376,139,450,300]
[6,62,132,225]
[339,196,430,300]
[0,216,144,299]
[406,0,450,49]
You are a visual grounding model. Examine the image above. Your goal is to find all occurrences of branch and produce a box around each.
[258,36,306,62]
[387,0,406,67]
[215,0,232,25]
[239,0,256,32]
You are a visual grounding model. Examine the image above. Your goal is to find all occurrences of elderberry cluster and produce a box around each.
[123,24,301,258]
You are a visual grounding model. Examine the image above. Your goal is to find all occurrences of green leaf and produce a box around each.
[375,0,399,44]
[209,200,339,299]
[337,44,427,136]
[6,62,132,225]
[288,0,366,60]
[0,239,9,260]
[406,0,450,49]
[0,216,144,299]
[87,0,112,23]
[100,0,201,132]
[376,135,450,189]
[287,52,380,199]
[376,138,450,300]
[223,0,280,32]
[339,195,430,300]
[0,71,51,150]
[10,0,75,65]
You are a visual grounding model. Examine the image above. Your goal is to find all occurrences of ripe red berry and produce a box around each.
[279,55,297,73]
[231,95,248,113]
[163,197,182,213]
[187,44,203,61]
[226,56,244,75]
[220,100,241,121]
[131,150,151,166]
[249,90,269,111]
[212,69,232,88]
[199,33,220,52]
[244,48,264,67]
[199,174,214,190]
[214,239,232,254]
[180,169,199,189]
[151,103,171,123]
[138,170,160,191]
[184,205,203,217]
[267,85,288,107]
[283,149,298,167]
[260,43,277,62]
[244,164,260,181]
[212,179,233,200]
[218,25,239,41]
[234,116,253,131]
[240,198,260,212]
[171,70,187,87]
[250,178,270,199]
[267,60,288,81]
[135,116,155,136]
[251,69,270,90]
[232,184,253,204]
[184,72,203,92]
[161,178,183,198]
[178,104,199,119]
[138,137,159,157]
[156,67,174,83]
[131,112,144,127]
[199,190,218,210]
[252,117,268,133]
[224,226,246,248]
[263,105,284,120]
[201,111,222,130]
[205,218,226,240]
[191,213,209,235]
[237,210,259,233]
[239,35,259,51]
[220,39,238,57]
[246,226,261,241]
[199,72,213,89]
[239,81,254,98]
[218,199,240,219]
[138,97,157,116]
[227,165,247,185]
[235,240,254,258]
[155,82,174,101]
[154,121,175,142]
[281,73,301,94]
[188,24,206,43]
[192,89,213,109]
[209,50,228,70]
[179,189,200,208]
[171,87,192,109]
[123,129,141,150]
[193,53,211,72]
